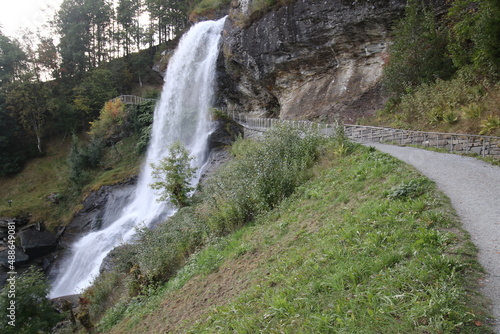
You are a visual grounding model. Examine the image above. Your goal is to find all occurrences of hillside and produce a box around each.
[1,0,500,333]
[73,135,494,333]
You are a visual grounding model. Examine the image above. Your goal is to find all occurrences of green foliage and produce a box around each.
[67,136,90,191]
[0,107,27,176]
[88,99,128,140]
[210,107,230,121]
[132,208,208,281]
[0,34,26,86]
[67,134,104,192]
[0,269,64,334]
[396,75,484,124]
[202,125,322,233]
[387,178,431,200]
[129,100,155,153]
[73,68,118,121]
[383,0,455,96]
[5,77,56,153]
[480,115,500,135]
[150,141,197,208]
[191,0,231,16]
[85,270,124,320]
[448,0,500,76]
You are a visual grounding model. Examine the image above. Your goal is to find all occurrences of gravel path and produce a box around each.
[367,143,500,332]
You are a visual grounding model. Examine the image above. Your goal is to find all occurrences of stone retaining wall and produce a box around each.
[344,125,500,158]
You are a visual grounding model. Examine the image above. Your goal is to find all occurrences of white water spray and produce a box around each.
[50,17,226,298]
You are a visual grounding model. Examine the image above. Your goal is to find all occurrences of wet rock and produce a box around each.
[207,119,244,150]
[18,225,58,257]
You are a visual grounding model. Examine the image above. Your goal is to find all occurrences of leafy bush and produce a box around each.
[73,68,118,121]
[67,134,105,192]
[0,269,64,334]
[202,125,322,233]
[85,270,123,320]
[88,99,128,141]
[448,0,500,77]
[150,141,197,208]
[67,135,91,191]
[191,0,231,16]
[129,100,155,153]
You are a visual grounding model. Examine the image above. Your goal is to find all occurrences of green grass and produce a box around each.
[0,136,73,227]
[93,142,493,333]
[84,135,143,192]
[0,134,143,230]
[190,0,231,18]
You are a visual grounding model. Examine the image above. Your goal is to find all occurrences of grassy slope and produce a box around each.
[0,134,143,230]
[0,136,73,226]
[100,144,493,333]
[360,80,500,137]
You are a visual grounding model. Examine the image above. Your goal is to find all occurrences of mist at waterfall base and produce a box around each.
[50,17,226,298]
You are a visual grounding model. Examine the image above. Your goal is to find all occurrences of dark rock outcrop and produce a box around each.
[219,0,408,122]
[57,177,137,250]
[18,225,58,257]
[207,119,244,150]
[200,118,244,185]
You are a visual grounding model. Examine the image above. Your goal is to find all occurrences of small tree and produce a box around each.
[149,141,197,208]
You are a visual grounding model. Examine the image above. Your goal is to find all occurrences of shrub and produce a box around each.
[202,125,323,233]
[67,135,91,191]
[88,99,127,141]
[0,269,64,334]
[129,100,155,153]
[461,102,485,119]
[132,207,208,282]
[191,0,231,16]
[149,141,197,208]
[448,0,500,77]
[397,75,484,124]
[85,270,123,320]
[479,115,500,135]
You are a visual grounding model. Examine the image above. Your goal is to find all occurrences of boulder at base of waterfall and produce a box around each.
[19,225,58,257]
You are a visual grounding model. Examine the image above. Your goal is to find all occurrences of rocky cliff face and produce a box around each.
[218,0,407,122]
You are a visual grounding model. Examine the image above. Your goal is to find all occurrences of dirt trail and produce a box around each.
[367,143,500,332]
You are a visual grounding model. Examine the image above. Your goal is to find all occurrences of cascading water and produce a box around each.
[50,17,226,298]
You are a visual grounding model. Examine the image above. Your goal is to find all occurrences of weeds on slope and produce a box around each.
[183,146,492,333]
[79,128,492,334]
[79,125,324,329]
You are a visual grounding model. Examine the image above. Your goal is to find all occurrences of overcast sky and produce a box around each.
[0,0,63,38]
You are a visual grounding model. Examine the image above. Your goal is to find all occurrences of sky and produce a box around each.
[0,0,63,38]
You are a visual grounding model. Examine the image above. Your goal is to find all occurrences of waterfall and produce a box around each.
[50,17,226,298]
